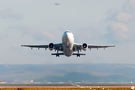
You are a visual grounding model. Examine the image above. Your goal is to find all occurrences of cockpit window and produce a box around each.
[63,32,67,36]
[66,30,72,33]
[63,30,72,35]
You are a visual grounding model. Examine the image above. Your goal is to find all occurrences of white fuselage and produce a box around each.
[62,31,74,57]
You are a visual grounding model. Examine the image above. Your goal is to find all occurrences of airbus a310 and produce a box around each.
[21,30,115,57]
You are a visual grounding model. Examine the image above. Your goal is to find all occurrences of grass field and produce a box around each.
[0,87,132,90]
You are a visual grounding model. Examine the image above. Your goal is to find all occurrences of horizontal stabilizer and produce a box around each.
[51,53,64,55]
[51,53,86,55]
[73,53,86,55]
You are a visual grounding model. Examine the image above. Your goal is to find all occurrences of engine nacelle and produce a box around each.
[49,43,54,51]
[82,43,88,51]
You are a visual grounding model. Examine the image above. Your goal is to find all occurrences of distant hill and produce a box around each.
[0,64,135,82]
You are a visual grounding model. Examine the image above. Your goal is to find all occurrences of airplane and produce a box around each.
[54,3,60,5]
[21,30,115,57]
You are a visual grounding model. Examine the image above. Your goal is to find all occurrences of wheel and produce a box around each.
[77,54,80,57]
[56,54,59,57]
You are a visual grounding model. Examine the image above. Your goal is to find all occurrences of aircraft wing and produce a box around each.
[74,43,115,51]
[21,45,48,49]
[88,45,115,49]
[21,43,63,51]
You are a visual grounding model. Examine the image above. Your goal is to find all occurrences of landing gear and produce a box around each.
[56,50,59,57]
[77,50,80,57]
[56,54,59,57]
[77,54,80,57]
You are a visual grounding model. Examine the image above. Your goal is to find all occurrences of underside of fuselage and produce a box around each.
[63,48,73,57]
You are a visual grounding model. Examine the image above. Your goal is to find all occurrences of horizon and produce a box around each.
[0,64,135,82]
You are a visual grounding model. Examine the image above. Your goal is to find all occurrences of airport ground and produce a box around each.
[0,87,133,90]
[0,83,135,90]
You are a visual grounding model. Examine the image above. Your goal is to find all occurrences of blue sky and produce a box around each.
[0,0,135,64]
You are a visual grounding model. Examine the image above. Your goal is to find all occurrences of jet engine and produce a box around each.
[49,43,54,51]
[82,43,88,51]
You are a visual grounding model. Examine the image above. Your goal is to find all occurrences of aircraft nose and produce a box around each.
[63,31,72,40]
[66,33,69,38]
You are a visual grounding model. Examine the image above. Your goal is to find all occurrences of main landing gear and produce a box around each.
[77,50,80,57]
[56,50,59,57]
[56,54,59,57]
